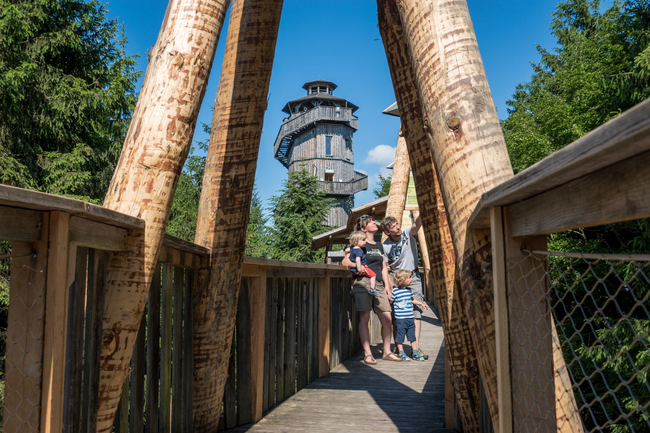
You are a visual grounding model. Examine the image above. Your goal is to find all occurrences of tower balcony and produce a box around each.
[317,171,368,196]
[274,106,358,168]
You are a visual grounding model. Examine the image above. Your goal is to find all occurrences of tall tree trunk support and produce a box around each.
[97,1,230,431]
[192,1,283,430]
[377,1,480,430]
[393,0,515,428]
[385,133,410,228]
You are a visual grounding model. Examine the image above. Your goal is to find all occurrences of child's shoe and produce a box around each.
[398,350,411,361]
[411,349,425,361]
[367,288,380,297]
[415,348,429,360]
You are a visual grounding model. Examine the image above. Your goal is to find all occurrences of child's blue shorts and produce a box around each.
[395,317,416,343]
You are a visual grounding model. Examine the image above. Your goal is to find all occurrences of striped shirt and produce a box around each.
[392,287,414,319]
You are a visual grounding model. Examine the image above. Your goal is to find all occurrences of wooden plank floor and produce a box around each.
[225,305,457,432]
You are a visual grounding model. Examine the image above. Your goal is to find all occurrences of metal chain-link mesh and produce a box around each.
[508,248,650,433]
[0,243,48,433]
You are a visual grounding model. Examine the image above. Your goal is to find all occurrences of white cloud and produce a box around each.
[364,144,396,166]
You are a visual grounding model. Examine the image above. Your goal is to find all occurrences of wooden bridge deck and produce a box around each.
[225,305,457,433]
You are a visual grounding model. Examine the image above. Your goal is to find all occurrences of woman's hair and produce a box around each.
[355,214,374,231]
[393,269,412,288]
[349,231,366,246]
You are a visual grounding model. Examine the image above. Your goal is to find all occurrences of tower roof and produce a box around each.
[302,80,337,92]
[282,80,358,114]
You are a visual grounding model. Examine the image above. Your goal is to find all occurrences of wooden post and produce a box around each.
[377,1,480,430]
[192,0,283,430]
[490,207,512,433]
[503,208,555,432]
[96,0,231,430]
[318,271,331,377]
[393,0,516,428]
[250,265,267,422]
[385,134,410,228]
[4,215,49,433]
[39,212,68,433]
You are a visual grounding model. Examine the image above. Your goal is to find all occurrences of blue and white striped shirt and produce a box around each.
[392,287,414,319]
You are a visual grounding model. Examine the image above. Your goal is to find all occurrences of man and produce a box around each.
[381,212,429,360]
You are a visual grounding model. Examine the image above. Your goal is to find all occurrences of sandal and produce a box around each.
[363,355,377,365]
[382,353,403,362]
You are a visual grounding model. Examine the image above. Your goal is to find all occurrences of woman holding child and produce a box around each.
[342,215,402,363]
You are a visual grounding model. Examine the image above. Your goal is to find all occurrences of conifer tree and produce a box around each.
[268,169,332,262]
[0,0,140,202]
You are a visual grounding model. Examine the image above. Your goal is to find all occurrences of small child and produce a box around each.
[348,231,379,297]
[392,269,429,361]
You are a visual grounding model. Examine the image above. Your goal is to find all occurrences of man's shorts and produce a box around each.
[351,279,391,312]
[390,270,424,319]
[395,317,416,343]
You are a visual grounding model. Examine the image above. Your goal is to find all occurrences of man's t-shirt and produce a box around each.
[382,226,419,272]
[392,287,414,319]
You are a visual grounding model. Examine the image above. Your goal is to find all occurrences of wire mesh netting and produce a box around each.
[0,242,48,433]
[507,248,650,433]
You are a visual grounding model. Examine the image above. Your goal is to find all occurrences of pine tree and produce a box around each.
[268,169,332,263]
[0,0,140,202]
[373,173,392,198]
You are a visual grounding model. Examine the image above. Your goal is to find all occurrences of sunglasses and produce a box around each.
[357,215,373,227]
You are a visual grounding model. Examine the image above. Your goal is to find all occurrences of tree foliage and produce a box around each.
[267,169,331,263]
[373,173,392,198]
[0,0,140,202]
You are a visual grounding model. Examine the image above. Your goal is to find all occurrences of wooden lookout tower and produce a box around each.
[273,80,368,227]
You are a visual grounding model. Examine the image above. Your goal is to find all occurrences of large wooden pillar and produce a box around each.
[385,134,410,227]
[377,1,480,430]
[192,0,283,430]
[97,1,231,430]
[394,0,515,428]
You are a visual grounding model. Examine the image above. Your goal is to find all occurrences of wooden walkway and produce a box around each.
[225,305,457,433]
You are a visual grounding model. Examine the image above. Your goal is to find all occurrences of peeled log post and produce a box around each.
[97,1,230,430]
[385,134,410,227]
[377,1,480,430]
[395,0,515,428]
[192,0,283,430]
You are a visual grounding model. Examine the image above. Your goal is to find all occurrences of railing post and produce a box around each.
[491,207,512,433]
[250,265,267,423]
[40,211,71,433]
[318,270,331,377]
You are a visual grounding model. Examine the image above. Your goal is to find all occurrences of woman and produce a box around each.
[342,215,401,363]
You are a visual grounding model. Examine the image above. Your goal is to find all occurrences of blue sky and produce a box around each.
[105,0,562,211]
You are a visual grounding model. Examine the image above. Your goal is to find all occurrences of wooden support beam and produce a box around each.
[4,215,49,433]
[39,212,69,433]
[250,265,267,423]
[69,217,127,251]
[393,0,516,428]
[191,1,283,429]
[503,208,556,432]
[377,1,480,430]
[318,271,331,377]
[490,207,512,433]
[385,134,410,228]
[96,0,231,429]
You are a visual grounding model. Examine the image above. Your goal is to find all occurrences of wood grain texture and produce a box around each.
[69,217,127,251]
[5,219,49,433]
[96,0,230,429]
[223,306,453,433]
[509,150,650,237]
[385,134,410,228]
[503,209,556,432]
[0,205,42,241]
[251,267,268,422]
[377,1,480,430]
[394,0,515,428]
[191,1,283,429]
[469,98,650,229]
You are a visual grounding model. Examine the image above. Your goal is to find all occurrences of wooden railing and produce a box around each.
[0,185,379,432]
[468,98,650,432]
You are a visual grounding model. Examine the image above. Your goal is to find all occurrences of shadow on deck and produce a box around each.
[224,305,457,433]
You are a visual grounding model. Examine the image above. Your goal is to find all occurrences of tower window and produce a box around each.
[324,171,334,182]
[325,136,332,156]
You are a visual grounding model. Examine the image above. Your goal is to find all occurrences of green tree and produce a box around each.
[0,0,140,202]
[267,169,331,262]
[373,173,392,198]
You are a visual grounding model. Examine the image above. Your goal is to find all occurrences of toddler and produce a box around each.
[348,231,379,297]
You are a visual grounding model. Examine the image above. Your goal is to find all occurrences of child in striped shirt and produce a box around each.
[392,269,429,361]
